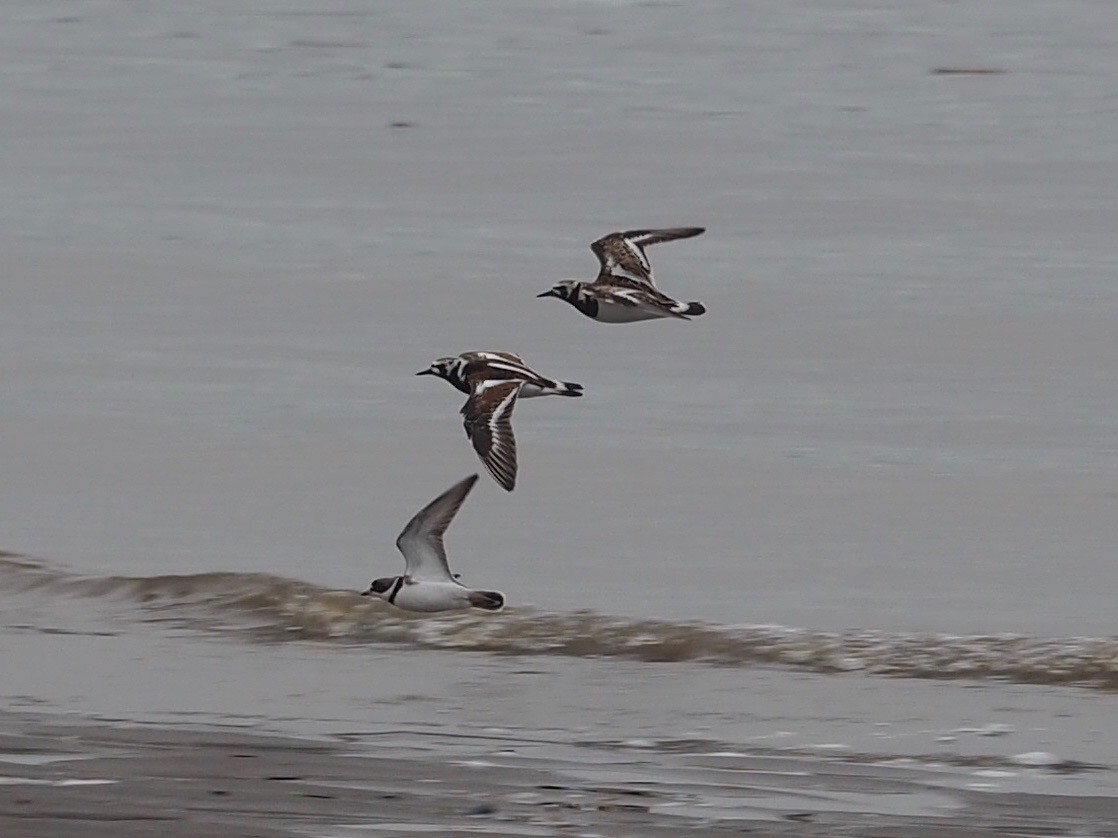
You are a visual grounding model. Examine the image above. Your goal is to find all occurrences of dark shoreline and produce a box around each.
[2,712,1117,837]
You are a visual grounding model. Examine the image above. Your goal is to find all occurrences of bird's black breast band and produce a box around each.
[387,576,405,605]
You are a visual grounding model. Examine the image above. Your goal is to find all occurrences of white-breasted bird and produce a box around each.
[362,474,504,612]
[417,351,582,492]
[538,227,706,323]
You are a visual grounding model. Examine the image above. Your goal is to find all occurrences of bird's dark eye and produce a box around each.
[369,577,395,594]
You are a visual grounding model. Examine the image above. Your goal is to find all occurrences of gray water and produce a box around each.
[2,2,1117,806]
[3,0,1116,634]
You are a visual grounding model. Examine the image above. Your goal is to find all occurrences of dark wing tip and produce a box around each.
[479,436,517,491]
[457,473,481,492]
[658,226,704,238]
[640,226,705,242]
[440,472,481,509]
[490,464,516,491]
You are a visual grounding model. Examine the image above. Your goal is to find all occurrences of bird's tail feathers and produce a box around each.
[674,301,706,317]
[556,381,584,397]
[468,590,505,610]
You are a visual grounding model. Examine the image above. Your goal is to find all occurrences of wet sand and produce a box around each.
[3,563,1118,836]
[1,712,1116,837]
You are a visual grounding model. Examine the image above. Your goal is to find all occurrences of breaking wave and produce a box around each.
[3,553,1116,690]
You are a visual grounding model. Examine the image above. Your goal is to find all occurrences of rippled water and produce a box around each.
[6,555,1115,690]
[2,0,1118,638]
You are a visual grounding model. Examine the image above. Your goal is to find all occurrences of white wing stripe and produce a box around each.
[621,237,653,273]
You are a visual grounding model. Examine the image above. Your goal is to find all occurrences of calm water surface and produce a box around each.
[1,1,1116,770]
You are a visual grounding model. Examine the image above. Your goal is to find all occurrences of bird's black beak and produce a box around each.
[415,369,435,376]
[537,290,555,298]
[360,588,371,596]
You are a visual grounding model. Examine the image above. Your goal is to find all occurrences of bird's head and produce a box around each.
[416,356,458,381]
[537,280,580,301]
[362,576,399,601]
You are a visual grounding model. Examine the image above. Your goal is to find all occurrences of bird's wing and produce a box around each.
[590,227,704,287]
[464,353,552,391]
[462,380,521,492]
[395,474,479,582]
[470,350,526,365]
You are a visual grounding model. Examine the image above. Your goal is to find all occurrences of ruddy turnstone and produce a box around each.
[538,227,706,323]
[417,351,582,491]
[418,351,583,398]
[362,473,504,612]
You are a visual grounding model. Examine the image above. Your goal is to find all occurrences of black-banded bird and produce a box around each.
[362,474,504,612]
[538,227,706,322]
[417,351,582,491]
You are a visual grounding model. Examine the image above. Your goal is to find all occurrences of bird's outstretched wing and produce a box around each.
[591,227,704,287]
[462,380,521,492]
[395,474,479,581]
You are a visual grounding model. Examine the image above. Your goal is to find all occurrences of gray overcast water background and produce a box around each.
[2,3,1118,816]
[3,0,1116,633]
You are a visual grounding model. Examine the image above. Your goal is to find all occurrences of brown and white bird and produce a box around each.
[417,351,583,491]
[538,227,706,322]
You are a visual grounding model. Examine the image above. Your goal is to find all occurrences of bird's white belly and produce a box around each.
[594,299,667,323]
[517,383,545,398]
[391,581,472,612]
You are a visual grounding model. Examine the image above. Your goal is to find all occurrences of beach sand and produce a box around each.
[3,554,1118,836]
[2,711,1117,837]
